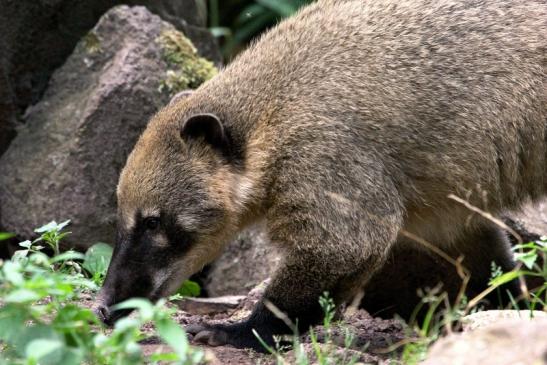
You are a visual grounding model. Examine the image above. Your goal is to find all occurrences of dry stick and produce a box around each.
[263,299,298,334]
[399,230,471,322]
[447,194,530,308]
[345,290,365,317]
[447,194,522,244]
[391,193,533,354]
[372,230,472,354]
[399,230,469,278]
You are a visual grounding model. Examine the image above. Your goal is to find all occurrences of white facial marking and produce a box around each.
[233,175,255,208]
[142,207,160,218]
[177,213,200,232]
[124,211,136,231]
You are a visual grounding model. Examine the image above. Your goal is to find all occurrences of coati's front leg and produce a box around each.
[189,159,404,350]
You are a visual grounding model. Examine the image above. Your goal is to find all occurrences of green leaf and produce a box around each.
[5,288,41,303]
[149,352,179,362]
[25,338,63,361]
[489,270,521,287]
[12,325,58,357]
[514,251,538,270]
[82,243,113,277]
[28,251,50,266]
[155,317,189,358]
[176,280,201,297]
[0,232,15,241]
[113,298,154,320]
[11,249,29,262]
[57,220,71,231]
[34,219,70,234]
[35,221,60,233]
[124,341,142,357]
[0,306,26,342]
[54,304,98,329]
[18,240,32,248]
[232,11,277,44]
[57,348,84,365]
[3,260,23,285]
[49,251,85,264]
[113,317,140,332]
[209,27,232,38]
[257,0,298,17]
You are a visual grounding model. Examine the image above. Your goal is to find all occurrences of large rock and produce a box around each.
[0,67,19,157]
[204,225,280,297]
[0,6,217,250]
[0,0,219,155]
[422,316,547,365]
[461,310,547,331]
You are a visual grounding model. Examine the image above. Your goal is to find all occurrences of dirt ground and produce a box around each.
[135,285,409,365]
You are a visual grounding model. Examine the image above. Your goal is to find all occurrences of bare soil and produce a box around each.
[135,285,409,364]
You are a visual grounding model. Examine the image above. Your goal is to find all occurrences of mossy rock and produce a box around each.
[157,29,217,95]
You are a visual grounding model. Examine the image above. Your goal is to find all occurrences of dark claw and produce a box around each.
[186,324,229,347]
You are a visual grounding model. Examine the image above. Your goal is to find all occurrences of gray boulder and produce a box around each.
[423,316,547,365]
[205,225,280,297]
[461,310,547,331]
[0,5,217,250]
[0,0,219,156]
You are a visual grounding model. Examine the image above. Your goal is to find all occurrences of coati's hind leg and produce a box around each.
[188,155,404,351]
[361,221,521,320]
[454,223,521,308]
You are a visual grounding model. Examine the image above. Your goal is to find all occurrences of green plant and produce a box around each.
[0,223,202,365]
[94,299,204,365]
[12,220,82,274]
[254,292,361,365]
[400,286,467,365]
[0,232,15,241]
[490,237,547,310]
[82,243,113,286]
[401,236,547,364]
[175,280,202,298]
[208,0,314,58]
[0,247,97,364]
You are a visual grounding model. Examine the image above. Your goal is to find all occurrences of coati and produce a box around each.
[95,0,546,350]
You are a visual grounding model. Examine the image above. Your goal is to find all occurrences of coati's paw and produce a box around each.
[186,322,273,352]
[186,324,229,347]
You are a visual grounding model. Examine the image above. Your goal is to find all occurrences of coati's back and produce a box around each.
[187,0,546,214]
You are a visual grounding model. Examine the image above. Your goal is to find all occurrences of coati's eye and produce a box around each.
[144,217,160,231]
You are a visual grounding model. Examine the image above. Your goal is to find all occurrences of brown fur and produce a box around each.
[97,0,546,350]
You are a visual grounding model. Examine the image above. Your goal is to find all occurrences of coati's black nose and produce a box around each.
[94,303,113,325]
[94,299,133,326]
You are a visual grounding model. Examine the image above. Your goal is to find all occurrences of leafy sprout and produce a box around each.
[0,222,202,365]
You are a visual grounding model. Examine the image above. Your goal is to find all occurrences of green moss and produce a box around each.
[82,32,101,54]
[157,29,218,96]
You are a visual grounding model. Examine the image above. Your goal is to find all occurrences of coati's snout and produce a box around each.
[95,107,246,325]
[95,221,192,325]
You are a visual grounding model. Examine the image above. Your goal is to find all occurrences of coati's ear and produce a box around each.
[181,113,227,152]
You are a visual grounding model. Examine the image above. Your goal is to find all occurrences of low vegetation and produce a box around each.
[400,236,547,364]
[0,222,203,365]
[0,220,545,364]
[208,0,314,58]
